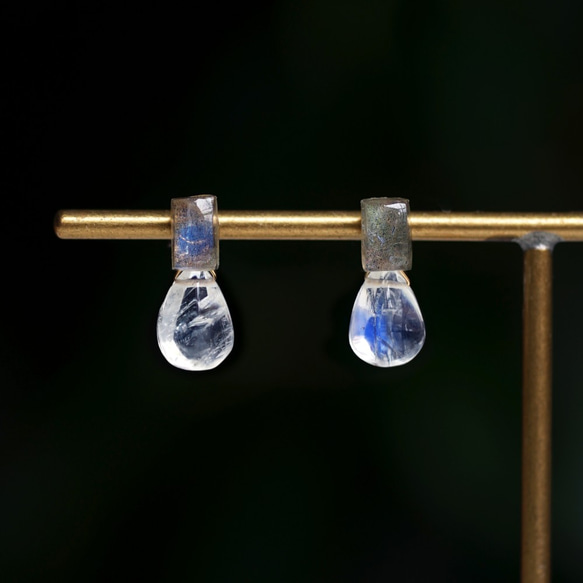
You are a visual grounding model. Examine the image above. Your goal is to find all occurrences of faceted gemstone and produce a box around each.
[157,270,234,371]
[172,195,219,271]
[361,198,412,272]
[349,271,425,367]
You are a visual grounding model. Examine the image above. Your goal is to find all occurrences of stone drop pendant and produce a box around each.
[349,198,426,367]
[157,194,234,371]
[157,270,234,371]
[349,271,425,367]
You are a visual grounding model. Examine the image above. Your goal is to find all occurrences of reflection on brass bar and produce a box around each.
[54,210,171,239]
[413,212,583,242]
[521,247,553,583]
[54,210,583,241]
[220,210,362,240]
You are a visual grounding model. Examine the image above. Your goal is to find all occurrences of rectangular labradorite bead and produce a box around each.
[361,198,412,271]
[172,195,219,270]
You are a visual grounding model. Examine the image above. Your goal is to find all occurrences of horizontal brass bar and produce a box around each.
[54,210,583,241]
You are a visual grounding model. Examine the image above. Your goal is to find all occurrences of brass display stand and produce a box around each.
[55,209,583,583]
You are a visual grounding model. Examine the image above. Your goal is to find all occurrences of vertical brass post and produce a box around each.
[519,233,560,583]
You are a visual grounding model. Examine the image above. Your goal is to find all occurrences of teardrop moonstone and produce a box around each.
[157,271,234,371]
[348,271,425,367]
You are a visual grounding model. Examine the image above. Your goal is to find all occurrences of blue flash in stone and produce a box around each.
[172,195,218,271]
[349,271,425,367]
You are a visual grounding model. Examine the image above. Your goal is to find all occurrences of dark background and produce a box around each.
[3,1,583,581]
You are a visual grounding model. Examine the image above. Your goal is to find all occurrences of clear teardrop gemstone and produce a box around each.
[348,271,425,367]
[157,270,234,371]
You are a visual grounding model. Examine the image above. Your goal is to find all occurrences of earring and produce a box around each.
[157,195,234,371]
[348,198,425,367]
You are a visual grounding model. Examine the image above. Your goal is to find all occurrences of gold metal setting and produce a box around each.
[363,271,410,284]
[175,270,217,280]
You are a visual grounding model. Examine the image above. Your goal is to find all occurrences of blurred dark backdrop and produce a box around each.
[2,1,583,581]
